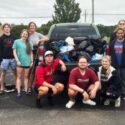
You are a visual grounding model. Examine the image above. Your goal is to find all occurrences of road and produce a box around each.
[0,70,125,125]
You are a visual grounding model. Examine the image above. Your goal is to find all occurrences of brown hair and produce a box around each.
[78,55,88,62]
[27,21,37,31]
[2,23,11,30]
[21,29,31,55]
[115,27,125,34]
[114,20,125,33]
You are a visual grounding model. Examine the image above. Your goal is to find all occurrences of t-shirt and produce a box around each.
[68,67,98,89]
[29,32,45,46]
[12,39,33,66]
[0,34,16,60]
[114,41,123,66]
[34,58,60,86]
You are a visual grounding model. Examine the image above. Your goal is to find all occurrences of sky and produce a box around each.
[0,0,125,26]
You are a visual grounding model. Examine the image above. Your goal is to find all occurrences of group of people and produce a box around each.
[0,20,125,109]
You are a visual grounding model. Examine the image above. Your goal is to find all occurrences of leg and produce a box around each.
[23,68,30,93]
[0,70,6,91]
[16,67,23,95]
[11,59,17,87]
[119,68,125,99]
[54,82,64,94]
[35,86,49,108]
[0,59,10,91]
[65,88,78,108]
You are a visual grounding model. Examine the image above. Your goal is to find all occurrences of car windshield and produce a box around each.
[50,25,97,41]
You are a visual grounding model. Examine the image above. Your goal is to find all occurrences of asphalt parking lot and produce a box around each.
[0,70,125,125]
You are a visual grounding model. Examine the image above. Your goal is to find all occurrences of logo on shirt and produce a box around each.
[77,78,89,83]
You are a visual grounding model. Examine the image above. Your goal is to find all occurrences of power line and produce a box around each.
[0,16,52,18]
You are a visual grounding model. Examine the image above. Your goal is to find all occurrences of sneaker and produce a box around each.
[65,100,76,109]
[104,99,110,106]
[82,99,96,106]
[4,89,15,93]
[16,93,22,98]
[36,99,42,108]
[115,97,121,107]
[27,87,32,94]
[0,90,4,95]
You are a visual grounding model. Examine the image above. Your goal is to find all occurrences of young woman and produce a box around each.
[98,55,121,107]
[13,29,33,97]
[110,20,125,42]
[0,23,16,93]
[27,22,49,93]
[108,28,125,100]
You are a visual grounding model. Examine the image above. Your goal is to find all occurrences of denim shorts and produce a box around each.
[1,59,16,71]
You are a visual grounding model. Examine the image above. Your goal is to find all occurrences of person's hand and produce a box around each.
[17,61,21,66]
[30,62,33,67]
[89,89,97,99]
[61,65,67,72]
[52,86,57,95]
[82,91,89,101]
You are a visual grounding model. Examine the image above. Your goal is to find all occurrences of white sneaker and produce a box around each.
[65,100,75,109]
[115,97,121,108]
[104,99,110,106]
[82,99,96,106]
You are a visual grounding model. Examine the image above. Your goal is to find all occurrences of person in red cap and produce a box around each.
[34,50,67,108]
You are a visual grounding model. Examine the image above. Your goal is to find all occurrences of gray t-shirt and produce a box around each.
[29,32,45,46]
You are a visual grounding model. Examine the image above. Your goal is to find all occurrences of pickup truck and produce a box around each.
[45,23,105,85]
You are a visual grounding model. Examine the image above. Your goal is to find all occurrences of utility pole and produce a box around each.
[85,9,87,23]
[92,0,94,23]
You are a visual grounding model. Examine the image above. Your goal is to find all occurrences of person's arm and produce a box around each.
[59,59,67,72]
[13,49,21,66]
[89,81,100,99]
[36,36,49,45]
[69,84,89,101]
[43,81,57,95]
[30,50,33,67]
[0,39,3,63]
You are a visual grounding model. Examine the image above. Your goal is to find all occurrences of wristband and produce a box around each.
[82,89,85,94]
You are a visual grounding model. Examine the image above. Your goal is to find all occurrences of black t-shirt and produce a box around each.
[0,34,16,60]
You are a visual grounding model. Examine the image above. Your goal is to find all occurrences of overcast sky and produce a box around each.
[0,0,125,26]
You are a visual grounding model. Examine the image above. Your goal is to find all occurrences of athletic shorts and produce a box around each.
[1,59,16,71]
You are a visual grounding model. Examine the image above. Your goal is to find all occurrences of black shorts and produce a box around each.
[34,82,55,95]
[17,66,30,68]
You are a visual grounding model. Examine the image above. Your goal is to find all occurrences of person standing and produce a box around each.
[34,50,66,108]
[110,20,125,42]
[98,55,121,107]
[0,23,16,94]
[65,56,100,109]
[28,22,49,93]
[108,28,125,100]
[13,29,33,97]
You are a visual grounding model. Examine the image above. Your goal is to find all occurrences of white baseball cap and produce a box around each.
[44,50,53,57]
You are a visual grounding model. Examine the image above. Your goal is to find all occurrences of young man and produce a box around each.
[0,23,16,94]
[34,50,67,108]
[65,56,100,108]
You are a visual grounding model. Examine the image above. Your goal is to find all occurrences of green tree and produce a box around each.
[53,0,81,23]
[11,24,27,38]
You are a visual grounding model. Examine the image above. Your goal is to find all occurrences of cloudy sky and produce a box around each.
[0,0,125,26]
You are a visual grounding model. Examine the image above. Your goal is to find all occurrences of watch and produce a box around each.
[82,89,85,94]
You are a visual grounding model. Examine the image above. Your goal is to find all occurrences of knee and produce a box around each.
[68,88,76,97]
[55,83,64,92]
[39,86,49,96]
